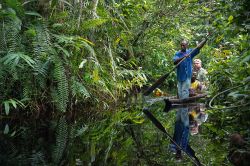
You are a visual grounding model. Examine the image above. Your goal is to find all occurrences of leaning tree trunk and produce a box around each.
[92,0,99,19]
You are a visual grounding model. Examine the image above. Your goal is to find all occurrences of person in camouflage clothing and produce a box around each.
[193,59,208,90]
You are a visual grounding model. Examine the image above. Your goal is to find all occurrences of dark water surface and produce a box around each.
[0,95,232,166]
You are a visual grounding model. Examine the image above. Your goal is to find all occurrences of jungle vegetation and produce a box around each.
[0,0,249,165]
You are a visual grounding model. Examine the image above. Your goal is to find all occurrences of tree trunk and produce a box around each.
[92,0,99,18]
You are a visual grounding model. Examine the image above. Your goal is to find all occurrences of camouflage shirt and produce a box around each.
[194,67,208,84]
[194,68,208,90]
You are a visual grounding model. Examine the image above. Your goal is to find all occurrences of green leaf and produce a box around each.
[19,53,35,67]
[93,68,100,82]
[55,44,71,57]
[242,55,250,62]
[79,59,87,68]
[60,0,72,7]
[1,53,35,68]
[243,76,250,83]
[52,23,63,28]
[82,19,108,30]
[4,124,9,134]
[90,142,96,162]
[202,7,212,12]
[228,15,233,23]
[1,53,18,64]
[9,99,17,108]
[25,11,42,17]
[75,126,88,137]
[78,37,95,46]
[25,28,36,37]
[4,102,10,115]
[11,131,16,137]
[5,0,24,15]
[131,118,144,124]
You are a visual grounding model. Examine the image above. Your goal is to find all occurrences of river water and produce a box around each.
[0,95,231,166]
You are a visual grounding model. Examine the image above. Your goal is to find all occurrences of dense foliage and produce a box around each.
[0,0,249,165]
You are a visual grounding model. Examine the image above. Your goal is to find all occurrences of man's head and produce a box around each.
[193,59,202,70]
[180,40,188,52]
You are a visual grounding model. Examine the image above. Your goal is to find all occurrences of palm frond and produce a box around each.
[33,59,50,77]
[0,52,35,68]
[53,34,101,68]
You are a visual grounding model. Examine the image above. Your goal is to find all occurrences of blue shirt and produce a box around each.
[173,48,200,82]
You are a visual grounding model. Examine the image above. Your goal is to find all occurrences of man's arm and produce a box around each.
[197,38,208,49]
[174,55,188,65]
[190,38,208,58]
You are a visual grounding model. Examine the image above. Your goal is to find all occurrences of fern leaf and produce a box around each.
[52,116,68,165]
[52,57,69,112]
[29,151,46,166]
[32,22,51,57]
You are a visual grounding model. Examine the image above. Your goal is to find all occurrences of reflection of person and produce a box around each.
[189,106,208,135]
[172,109,190,160]
[173,39,207,99]
[193,59,208,88]
[169,104,207,163]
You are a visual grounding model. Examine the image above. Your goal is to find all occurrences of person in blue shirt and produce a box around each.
[173,39,207,99]
[170,39,207,163]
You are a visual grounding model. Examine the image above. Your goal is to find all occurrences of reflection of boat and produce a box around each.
[168,94,207,104]
[169,102,205,109]
[145,93,207,105]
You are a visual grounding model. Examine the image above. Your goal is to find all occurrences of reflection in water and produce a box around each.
[168,104,208,165]
[189,104,208,135]
[143,93,209,165]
